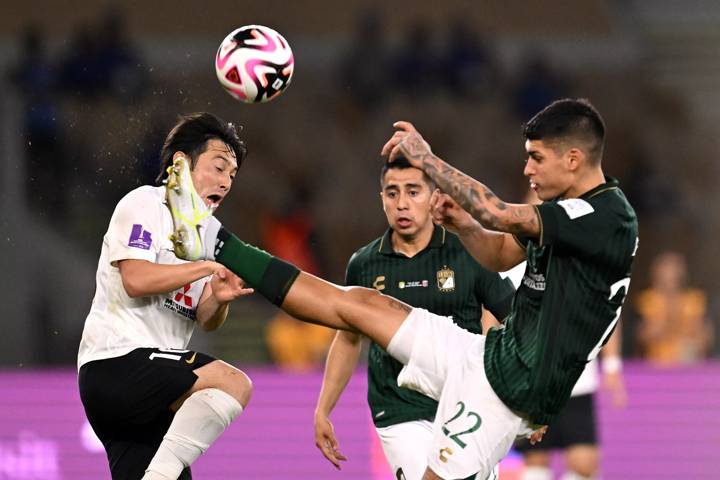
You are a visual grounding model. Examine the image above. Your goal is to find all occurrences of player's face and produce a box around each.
[189,139,238,211]
[381,167,434,238]
[523,139,574,201]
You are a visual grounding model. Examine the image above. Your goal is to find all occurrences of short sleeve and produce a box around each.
[535,199,614,255]
[344,251,361,286]
[475,270,515,320]
[107,188,162,266]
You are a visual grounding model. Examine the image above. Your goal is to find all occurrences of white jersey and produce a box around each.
[501,262,598,397]
[77,186,210,370]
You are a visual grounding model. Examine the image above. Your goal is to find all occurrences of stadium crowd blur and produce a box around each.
[2,1,717,368]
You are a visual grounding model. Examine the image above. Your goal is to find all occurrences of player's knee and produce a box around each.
[565,447,598,478]
[198,361,253,407]
[226,368,253,407]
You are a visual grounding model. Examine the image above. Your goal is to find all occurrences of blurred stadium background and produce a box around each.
[1,0,719,478]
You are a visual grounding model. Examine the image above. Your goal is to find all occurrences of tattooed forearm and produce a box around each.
[421,155,538,236]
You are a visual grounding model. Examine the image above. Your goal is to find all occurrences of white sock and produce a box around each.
[523,466,552,480]
[561,471,596,480]
[142,388,243,480]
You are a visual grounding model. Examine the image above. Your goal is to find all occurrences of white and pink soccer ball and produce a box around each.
[215,25,294,104]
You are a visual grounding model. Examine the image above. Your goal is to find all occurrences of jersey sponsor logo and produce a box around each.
[128,224,152,250]
[373,275,386,291]
[174,284,194,307]
[398,280,429,289]
[437,266,455,292]
[522,271,546,291]
[163,297,197,320]
[557,198,594,219]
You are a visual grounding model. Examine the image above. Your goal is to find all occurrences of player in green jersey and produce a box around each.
[166,98,637,480]
[313,158,514,478]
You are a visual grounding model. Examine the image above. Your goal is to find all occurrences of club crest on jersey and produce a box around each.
[437,266,455,292]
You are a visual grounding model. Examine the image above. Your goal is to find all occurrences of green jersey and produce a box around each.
[346,225,515,427]
[485,177,638,425]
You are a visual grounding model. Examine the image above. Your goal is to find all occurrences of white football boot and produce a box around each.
[165,156,221,260]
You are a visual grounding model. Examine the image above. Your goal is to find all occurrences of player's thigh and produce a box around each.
[427,340,529,480]
[394,309,479,401]
[376,420,434,480]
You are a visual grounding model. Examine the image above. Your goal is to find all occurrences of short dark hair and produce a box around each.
[156,112,247,185]
[523,98,605,164]
[380,157,436,190]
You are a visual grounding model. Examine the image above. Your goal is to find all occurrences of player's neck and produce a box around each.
[391,223,434,258]
[564,167,606,199]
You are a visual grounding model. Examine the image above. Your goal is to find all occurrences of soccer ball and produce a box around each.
[215,25,294,103]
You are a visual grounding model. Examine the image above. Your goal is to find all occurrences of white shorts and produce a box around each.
[388,308,533,480]
[375,419,434,480]
[375,419,500,480]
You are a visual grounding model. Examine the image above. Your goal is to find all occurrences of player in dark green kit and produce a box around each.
[313,158,514,479]
[166,98,638,480]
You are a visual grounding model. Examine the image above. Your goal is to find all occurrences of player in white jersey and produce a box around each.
[78,113,254,480]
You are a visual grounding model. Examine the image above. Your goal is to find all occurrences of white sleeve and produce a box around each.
[107,189,162,266]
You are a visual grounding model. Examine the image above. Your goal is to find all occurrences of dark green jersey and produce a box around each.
[485,177,638,425]
[346,225,515,427]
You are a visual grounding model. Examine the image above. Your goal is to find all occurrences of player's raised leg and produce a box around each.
[165,155,411,351]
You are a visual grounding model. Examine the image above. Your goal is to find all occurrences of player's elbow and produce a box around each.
[121,276,145,298]
[199,320,220,332]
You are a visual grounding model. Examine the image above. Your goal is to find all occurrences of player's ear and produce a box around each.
[173,151,193,169]
[566,148,583,172]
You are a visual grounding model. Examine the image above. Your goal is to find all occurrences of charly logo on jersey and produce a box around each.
[128,224,152,250]
[163,283,197,320]
[437,266,455,292]
[398,279,429,289]
[373,275,386,291]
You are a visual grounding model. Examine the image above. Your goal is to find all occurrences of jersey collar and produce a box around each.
[378,224,446,256]
[581,175,620,199]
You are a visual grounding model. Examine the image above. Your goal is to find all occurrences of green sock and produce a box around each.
[215,228,300,306]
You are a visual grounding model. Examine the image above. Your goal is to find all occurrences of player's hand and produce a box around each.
[314,413,347,470]
[602,371,628,408]
[528,425,548,445]
[210,267,253,304]
[380,121,433,167]
[430,191,479,234]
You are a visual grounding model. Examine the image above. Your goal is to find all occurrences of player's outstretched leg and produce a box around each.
[166,156,409,350]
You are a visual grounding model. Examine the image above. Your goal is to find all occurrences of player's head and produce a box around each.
[380,157,437,238]
[522,98,605,200]
[157,112,247,210]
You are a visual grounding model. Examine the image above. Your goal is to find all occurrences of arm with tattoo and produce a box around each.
[400,134,539,237]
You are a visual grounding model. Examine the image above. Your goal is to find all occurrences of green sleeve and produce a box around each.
[536,200,616,255]
[344,251,361,286]
[475,269,515,321]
